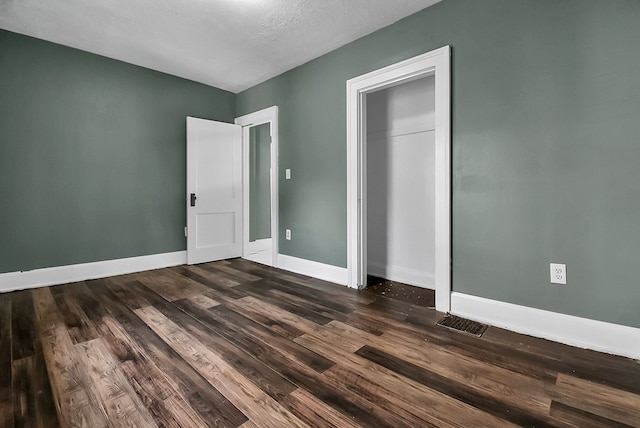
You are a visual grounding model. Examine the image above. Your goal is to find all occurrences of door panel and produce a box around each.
[187,117,242,264]
[196,213,236,246]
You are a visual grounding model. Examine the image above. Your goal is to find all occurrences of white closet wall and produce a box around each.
[367,75,436,288]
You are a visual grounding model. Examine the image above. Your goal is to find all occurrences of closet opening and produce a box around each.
[346,46,451,313]
[365,74,436,305]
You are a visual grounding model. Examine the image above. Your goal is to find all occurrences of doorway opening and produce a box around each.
[346,46,451,312]
[366,74,436,294]
[235,106,279,267]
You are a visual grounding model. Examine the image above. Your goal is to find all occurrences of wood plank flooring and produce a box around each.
[0,258,639,427]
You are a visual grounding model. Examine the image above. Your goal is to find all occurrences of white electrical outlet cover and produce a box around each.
[550,263,566,285]
[285,169,291,179]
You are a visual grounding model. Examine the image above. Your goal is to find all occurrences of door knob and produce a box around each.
[190,193,197,207]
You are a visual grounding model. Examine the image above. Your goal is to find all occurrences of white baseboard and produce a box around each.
[244,250,273,266]
[451,292,640,360]
[0,251,187,293]
[368,262,435,289]
[277,254,348,285]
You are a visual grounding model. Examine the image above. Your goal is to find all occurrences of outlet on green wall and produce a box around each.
[237,0,640,329]
[0,29,236,274]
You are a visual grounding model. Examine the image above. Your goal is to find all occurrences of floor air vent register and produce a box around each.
[436,315,488,337]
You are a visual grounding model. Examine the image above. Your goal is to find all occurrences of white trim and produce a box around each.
[0,251,187,293]
[244,238,273,266]
[368,262,435,290]
[244,250,273,266]
[346,46,451,312]
[235,106,279,268]
[277,254,348,286]
[451,292,640,360]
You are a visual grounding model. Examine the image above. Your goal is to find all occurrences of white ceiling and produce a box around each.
[0,0,441,93]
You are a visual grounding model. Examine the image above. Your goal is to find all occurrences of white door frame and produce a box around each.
[235,106,279,267]
[346,46,451,312]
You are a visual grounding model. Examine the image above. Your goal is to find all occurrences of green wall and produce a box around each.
[237,0,640,328]
[0,30,235,273]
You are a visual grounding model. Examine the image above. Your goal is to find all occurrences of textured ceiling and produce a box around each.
[0,0,441,93]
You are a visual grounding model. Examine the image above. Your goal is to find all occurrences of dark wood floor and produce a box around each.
[1,259,639,427]
[365,276,435,308]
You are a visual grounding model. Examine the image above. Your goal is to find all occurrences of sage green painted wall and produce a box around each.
[249,123,272,241]
[0,30,235,274]
[237,0,640,328]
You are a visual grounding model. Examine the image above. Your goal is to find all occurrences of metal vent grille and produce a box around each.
[436,315,488,337]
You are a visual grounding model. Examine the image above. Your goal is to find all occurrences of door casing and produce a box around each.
[346,46,452,312]
[235,106,279,267]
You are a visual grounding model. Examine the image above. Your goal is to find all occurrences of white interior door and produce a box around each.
[186,117,242,264]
